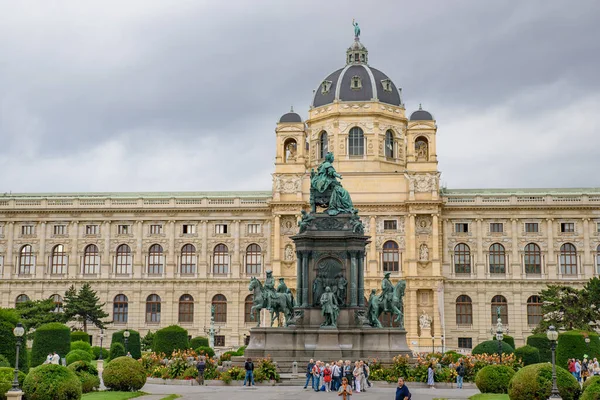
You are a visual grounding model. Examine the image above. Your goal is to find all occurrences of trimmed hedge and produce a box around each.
[0,367,26,400]
[514,345,540,366]
[70,331,90,344]
[109,342,126,360]
[66,350,93,365]
[584,376,600,391]
[491,335,515,350]
[91,346,109,360]
[68,361,98,376]
[70,341,93,356]
[195,346,215,358]
[527,333,552,363]
[31,322,71,367]
[557,331,600,370]
[102,356,147,391]
[0,356,9,368]
[68,361,99,394]
[112,330,142,360]
[153,325,189,356]
[190,336,209,349]
[0,318,29,373]
[508,362,580,400]
[582,382,600,400]
[23,364,82,400]
[472,340,514,356]
[475,364,515,394]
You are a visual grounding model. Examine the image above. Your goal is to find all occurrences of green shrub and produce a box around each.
[508,362,580,400]
[91,346,109,360]
[557,331,600,370]
[235,346,246,356]
[491,335,515,350]
[475,364,515,394]
[189,336,209,349]
[527,333,552,363]
[23,364,82,400]
[67,362,99,394]
[219,351,236,364]
[585,376,600,391]
[31,322,71,367]
[70,332,90,344]
[0,367,26,400]
[195,346,215,358]
[66,350,93,365]
[141,331,155,351]
[0,356,9,368]
[514,345,540,366]
[582,382,600,400]
[0,318,29,373]
[153,325,188,356]
[109,342,126,360]
[70,341,93,356]
[111,330,142,359]
[68,361,98,376]
[472,340,514,356]
[102,356,147,391]
[443,350,461,364]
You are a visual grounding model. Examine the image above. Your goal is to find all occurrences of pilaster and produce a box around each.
[432,214,440,276]
[166,221,175,278]
[476,219,484,277]
[546,219,556,279]
[583,218,593,277]
[102,221,110,278]
[407,214,416,276]
[511,219,520,278]
[232,220,240,278]
[37,222,46,278]
[201,221,208,278]
[5,222,14,279]
[369,215,377,275]
[69,221,79,278]
[134,221,143,279]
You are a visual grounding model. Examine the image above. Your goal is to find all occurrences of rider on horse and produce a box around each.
[264,270,279,312]
[379,272,395,312]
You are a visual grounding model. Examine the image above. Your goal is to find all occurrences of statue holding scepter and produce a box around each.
[353,19,361,39]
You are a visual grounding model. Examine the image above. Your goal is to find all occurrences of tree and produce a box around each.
[15,298,66,336]
[63,283,110,332]
[141,331,155,351]
[534,283,600,333]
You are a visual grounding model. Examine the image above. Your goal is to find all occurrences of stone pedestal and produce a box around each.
[6,391,24,400]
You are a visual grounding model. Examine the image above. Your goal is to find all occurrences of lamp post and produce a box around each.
[10,322,25,392]
[547,325,562,399]
[490,307,509,363]
[99,329,104,361]
[585,336,591,353]
[123,329,130,354]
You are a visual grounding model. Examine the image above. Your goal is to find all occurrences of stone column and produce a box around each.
[546,219,556,279]
[5,222,14,279]
[296,251,302,306]
[274,216,281,261]
[511,219,520,278]
[201,221,208,278]
[476,219,484,277]
[357,251,365,306]
[583,218,592,277]
[135,221,143,279]
[102,221,111,278]
[232,220,240,278]
[407,214,416,276]
[432,214,440,275]
[167,221,175,278]
[301,251,309,307]
[442,219,449,265]
[69,221,79,278]
[37,222,46,278]
[369,215,377,275]
[350,251,358,307]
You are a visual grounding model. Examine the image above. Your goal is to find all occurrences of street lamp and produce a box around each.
[490,307,509,363]
[547,325,562,400]
[10,322,25,392]
[99,329,104,361]
[123,329,130,354]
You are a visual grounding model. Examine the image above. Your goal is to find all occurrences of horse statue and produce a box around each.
[248,276,293,327]
[376,280,405,328]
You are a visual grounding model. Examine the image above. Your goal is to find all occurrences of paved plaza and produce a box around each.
[140,383,480,400]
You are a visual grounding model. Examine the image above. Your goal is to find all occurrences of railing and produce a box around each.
[444,193,598,206]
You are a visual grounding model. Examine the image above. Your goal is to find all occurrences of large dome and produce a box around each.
[311,38,402,108]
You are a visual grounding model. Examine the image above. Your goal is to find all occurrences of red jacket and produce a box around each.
[323,367,332,382]
[568,361,575,373]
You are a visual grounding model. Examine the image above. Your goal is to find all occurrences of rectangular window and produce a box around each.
[118,225,130,235]
[53,225,66,235]
[215,224,228,234]
[150,224,163,235]
[214,335,225,347]
[182,224,196,234]
[455,223,468,233]
[21,225,34,235]
[597,222,600,233]
[0,225,5,235]
[490,223,503,233]
[525,223,539,233]
[384,220,397,231]
[85,225,99,235]
[248,224,261,234]
[561,222,575,233]
[458,338,472,349]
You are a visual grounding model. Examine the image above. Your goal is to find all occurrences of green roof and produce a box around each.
[443,188,600,196]
[0,191,272,199]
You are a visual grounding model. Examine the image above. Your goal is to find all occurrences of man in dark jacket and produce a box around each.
[243,358,255,386]
[396,377,411,400]
[196,356,206,386]
[303,359,315,389]
[456,362,465,389]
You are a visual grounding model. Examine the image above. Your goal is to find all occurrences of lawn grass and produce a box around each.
[160,395,182,400]
[82,392,147,400]
[469,394,510,400]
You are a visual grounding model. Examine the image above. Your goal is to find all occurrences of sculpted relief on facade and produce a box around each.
[273,175,302,194]
[406,173,440,193]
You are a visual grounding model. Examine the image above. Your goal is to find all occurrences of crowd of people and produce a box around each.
[43,352,61,364]
[302,359,377,393]
[568,357,600,383]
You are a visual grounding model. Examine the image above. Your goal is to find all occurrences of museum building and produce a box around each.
[1,34,599,352]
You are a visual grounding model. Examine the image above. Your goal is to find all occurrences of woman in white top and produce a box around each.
[353,361,364,393]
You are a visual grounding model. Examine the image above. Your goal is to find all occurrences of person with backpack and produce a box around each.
[196,356,206,386]
[455,361,465,389]
[362,360,371,388]
[243,357,255,387]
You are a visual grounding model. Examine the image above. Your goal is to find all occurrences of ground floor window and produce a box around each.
[214,335,225,347]
[458,337,472,349]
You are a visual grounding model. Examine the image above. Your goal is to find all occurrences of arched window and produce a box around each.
[212,294,227,323]
[148,244,164,275]
[146,294,161,323]
[348,127,364,156]
[19,245,34,275]
[284,138,297,163]
[83,244,99,275]
[15,294,30,305]
[597,244,600,275]
[113,294,128,323]
[213,244,229,275]
[385,130,394,158]
[50,244,67,275]
[454,243,471,274]
[245,244,262,275]
[244,294,254,323]
[319,131,328,159]
[178,294,194,323]
[527,295,542,326]
[415,136,429,160]
[180,244,196,275]
[491,295,508,325]
[115,244,132,275]
[456,295,472,325]
[489,243,506,274]
[560,243,577,275]
[382,241,399,272]
[524,243,541,274]
[50,294,64,313]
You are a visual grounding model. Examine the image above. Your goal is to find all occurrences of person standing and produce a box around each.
[455,361,465,389]
[331,360,342,391]
[338,377,353,399]
[51,352,60,365]
[304,359,315,389]
[575,359,582,383]
[312,361,321,391]
[353,361,364,393]
[427,363,435,388]
[364,360,372,388]
[344,360,353,389]
[396,377,411,400]
[196,356,206,386]
[324,363,332,392]
[359,361,368,392]
[243,358,255,387]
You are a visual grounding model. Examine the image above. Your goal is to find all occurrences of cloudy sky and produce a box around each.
[1,0,599,193]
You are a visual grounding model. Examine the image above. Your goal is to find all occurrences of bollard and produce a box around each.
[292,361,298,375]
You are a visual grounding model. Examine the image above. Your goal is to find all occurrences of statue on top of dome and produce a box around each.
[353,19,361,40]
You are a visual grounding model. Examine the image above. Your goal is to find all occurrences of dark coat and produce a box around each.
[396,384,411,400]
[196,361,206,373]
[245,361,254,371]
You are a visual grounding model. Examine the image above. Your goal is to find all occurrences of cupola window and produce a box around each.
[381,79,392,93]
[321,80,332,95]
[351,76,362,90]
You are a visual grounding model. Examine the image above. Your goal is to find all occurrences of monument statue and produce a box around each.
[362,274,406,328]
[349,208,365,234]
[263,270,278,311]
[248,273,293,327]
[352,19,361,39]
[419,243,429,261]
[419,311,432,330]
[320,286,339,327]
[310,152,354,215]
[312,271,325,306]
[298,209,315,233]
[367,289,383,328]
[335,273,348,306]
